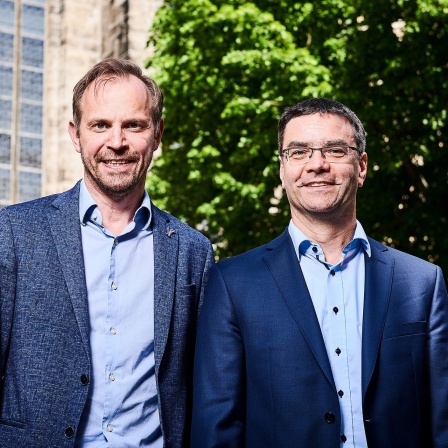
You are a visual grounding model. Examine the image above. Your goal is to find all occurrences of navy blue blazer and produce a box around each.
[0,182,213,447]
[191,229,448,447]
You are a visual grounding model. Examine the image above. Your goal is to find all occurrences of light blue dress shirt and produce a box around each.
[75,181,162,447]
[288,220,371,448]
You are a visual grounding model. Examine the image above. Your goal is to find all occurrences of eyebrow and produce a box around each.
[284,139,351,148]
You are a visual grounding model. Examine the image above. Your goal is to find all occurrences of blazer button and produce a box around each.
[65,426,74,438]
[80,374,89,385]
[324,412,336,424]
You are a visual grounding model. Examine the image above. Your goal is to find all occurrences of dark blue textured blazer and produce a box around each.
[0,182,213,447]
[191,229,448,448]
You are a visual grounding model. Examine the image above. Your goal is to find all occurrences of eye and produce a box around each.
[126,121,148,131]
[289,147,309,157]
[325,146,346,155]
[93,122,106,130]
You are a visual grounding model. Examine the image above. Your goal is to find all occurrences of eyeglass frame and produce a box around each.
[281,145,362,164]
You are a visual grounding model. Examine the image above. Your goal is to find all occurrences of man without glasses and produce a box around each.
[0,58,213,447]
[191,98,448,448]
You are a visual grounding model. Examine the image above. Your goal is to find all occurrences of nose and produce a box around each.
[305,148,329,171]
[107,126,127,150]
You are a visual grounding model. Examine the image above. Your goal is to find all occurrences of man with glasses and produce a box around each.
[191,98,448,447]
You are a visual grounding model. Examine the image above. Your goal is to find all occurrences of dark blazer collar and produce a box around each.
[263,228,336,390]
[151,204,180,373]
[48,184,182,374]
[48,181,91,359]
[263,230,395,398]
[361,238,394,400]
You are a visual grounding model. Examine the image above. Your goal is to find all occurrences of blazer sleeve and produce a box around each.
[428,266,448,447]
[0,210,17,385]
[197,242,215,317]
[191,263,245,447]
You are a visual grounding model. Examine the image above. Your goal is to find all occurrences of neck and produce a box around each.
[291,209,357,265]
[84,180,145,236]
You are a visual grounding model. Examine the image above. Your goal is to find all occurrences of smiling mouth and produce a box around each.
[303,182,334,187]
[103,160,132,165]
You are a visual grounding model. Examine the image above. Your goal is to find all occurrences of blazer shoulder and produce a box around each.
[151,203,211,248]
[368,236,441,276]
[0,193,58,227]
[0,183,80,226]
[217,229,291,274]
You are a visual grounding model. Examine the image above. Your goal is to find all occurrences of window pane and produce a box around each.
[20,70,43,101]
[20,102,42,134]
[0,133,11,163]
[21,37,43,68]
[22,5,44,36]
[20,136,41,167]
[0,168,10,200]
[0,32,14,62]
[19,170,41,202]
[0,99,12,130]
[0,65,13,96]
[0,1,15,32]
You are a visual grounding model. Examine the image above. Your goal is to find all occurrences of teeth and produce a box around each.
[308,183,329,186]
[106,161,127,165]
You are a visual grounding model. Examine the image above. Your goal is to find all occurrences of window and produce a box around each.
[0,0,44,206]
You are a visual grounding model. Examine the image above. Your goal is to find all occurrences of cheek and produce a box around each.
[80,135,106,153]
[133,136,154,154]
[281,166,303,187]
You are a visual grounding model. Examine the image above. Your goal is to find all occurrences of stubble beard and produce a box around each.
[80,146,153,201]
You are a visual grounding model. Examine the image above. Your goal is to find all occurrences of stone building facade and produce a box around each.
[0,0,161,205]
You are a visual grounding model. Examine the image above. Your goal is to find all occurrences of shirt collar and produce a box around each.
[288,219,371,261]
[78,179,152,231]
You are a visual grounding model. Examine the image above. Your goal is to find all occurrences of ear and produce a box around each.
[358,152,368,187]
[68,121,81,154]
[279,156,286,189]
[154,118,165,149]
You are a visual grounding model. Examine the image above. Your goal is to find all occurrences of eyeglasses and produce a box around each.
[282,145,361,164]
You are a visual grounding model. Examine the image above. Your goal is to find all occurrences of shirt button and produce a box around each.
[111,327,117,335]
[333,307,339,314]
[107,424,113,432]
[109,373,115,381]
[111,282,117,290]
[80,374,89,385]
[330,270,335,276]
[65,426,74,438]
[114,238,119,246]
[312,246,318,253]
[324,412,336,424]
[341,434,347,443]
[335,348,341,355]
[338,390,344,397]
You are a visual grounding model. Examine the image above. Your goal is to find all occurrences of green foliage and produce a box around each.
[146,0,448,274]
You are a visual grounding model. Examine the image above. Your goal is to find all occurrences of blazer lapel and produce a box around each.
[47,183,90,357]
[361,238,394,400]
[263,230,336,390]
[152,206,178,374]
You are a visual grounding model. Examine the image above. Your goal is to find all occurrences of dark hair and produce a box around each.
[277,98,366,156]
[72,58,164,136]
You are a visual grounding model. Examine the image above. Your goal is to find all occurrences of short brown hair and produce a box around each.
[277,98,366,157]
[72,58,164,136]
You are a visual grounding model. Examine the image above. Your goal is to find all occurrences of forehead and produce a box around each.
[283,113,355,146]
[80,75,151,116]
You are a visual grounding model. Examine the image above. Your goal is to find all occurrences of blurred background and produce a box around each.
[1,0,447,276]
